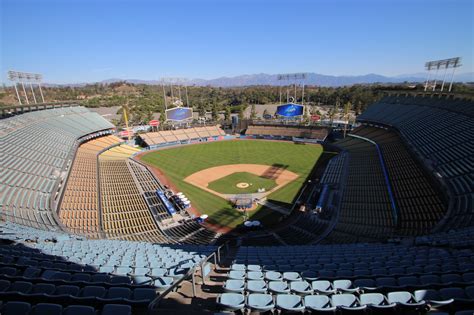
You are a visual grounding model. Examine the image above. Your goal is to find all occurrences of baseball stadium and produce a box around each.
[1,0,474,314]
[1,88,474,315]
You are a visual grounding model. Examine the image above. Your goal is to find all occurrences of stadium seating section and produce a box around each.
[326,135,397,242]
[59,135,123,237]
[1,95,473,313]
[218,239,474,313]
[140,126,225,147]
[0,221,216,313]
[246,124,328,140]
[1,107,114,230]
[358,95,473,230]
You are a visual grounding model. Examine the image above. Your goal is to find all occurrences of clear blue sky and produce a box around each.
[1,0,473,84]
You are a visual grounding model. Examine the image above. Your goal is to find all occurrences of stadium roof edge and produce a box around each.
[1,101,82,118]
[380,90,474,100]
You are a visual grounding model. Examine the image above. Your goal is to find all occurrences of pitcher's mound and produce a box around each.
[236,182,250,189]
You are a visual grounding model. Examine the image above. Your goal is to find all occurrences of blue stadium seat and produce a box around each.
[268,281,290,294]
[247,293,275,312]
[304,295,336,313]
[223,279,245,293]
[331,294,366,313]
[32,283,56,295]
[312,280,336,295]
[228,270,245,280]
[0,280,11,292]
[276,294,305,312]
[414,289,454,308]
[101,304,132,315]
[301,270,318,281]
[290,280,313,295]
[217,293,245,312]
[334,279,359,293]
[246,280,267,293]
[31,303,63,315]
[1,301,31,315]
[359,293,396,312]
[247,271,264,280]
[128,288,157,304]
[264,271,282,281]
[63,305,96,315]
[439,287,474,309]
[283,271,301,281]
[388,291,427,312]
[56,285,80,296]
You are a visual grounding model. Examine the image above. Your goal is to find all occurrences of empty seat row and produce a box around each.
[224,276,474,295]
[1,302,131,315]
[0,279,157,306]
[218,286,474,313]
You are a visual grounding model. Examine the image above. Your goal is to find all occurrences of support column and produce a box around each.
[30,83,37,104]
[38,83,45,103]
[448,66,457,92]
[440,64,449,92]
[21,82,29,104]
[13,83,22,105]
[424,71,431,91]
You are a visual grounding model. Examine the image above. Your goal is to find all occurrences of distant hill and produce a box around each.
[45,72,474,87]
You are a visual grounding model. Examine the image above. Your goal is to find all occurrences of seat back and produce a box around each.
[360,293,386,306]
[388,291,413,303]
[332,294,357,307]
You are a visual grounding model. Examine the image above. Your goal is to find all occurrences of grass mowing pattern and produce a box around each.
[208,172,277,194]
[140,140,322,228]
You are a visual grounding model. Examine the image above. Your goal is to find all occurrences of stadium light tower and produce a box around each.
[8,70,45,105]
[277,73,308,104]
[161,77,191,109]
[424,57,461,92]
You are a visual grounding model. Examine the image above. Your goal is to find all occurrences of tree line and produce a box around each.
[1,81,472,126]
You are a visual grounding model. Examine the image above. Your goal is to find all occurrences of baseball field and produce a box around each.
[139,140,323,229]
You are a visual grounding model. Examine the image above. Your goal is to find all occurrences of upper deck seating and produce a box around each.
[1,107,114,230]
[350,126,447,236]
[357,95,473,230]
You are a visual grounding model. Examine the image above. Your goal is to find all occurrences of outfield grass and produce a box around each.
[208,172,277,194]
[140,140,322,228]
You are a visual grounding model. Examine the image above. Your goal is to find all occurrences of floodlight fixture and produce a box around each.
[7,70,45,105]
[277,73,308,105]
[424,57,461,92]
[160,77,191,109]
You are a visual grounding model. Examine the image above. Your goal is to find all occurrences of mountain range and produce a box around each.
[51,72,474,87]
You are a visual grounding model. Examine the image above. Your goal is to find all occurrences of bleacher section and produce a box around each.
[0,221,216,314]
[272,212,331,245]
[218,242,474,313]
[246,124,328,140]
[98,145,167,242]
[352,126,447,235]
[416,226,474,248]
[128,160,219,244]
[140,126,225,147]
[325,136,396,243]
[320,152,347,185]
[127,160,175,223]
[357,95,473,230]
[1,107,114,231]
[59,136,123,238]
